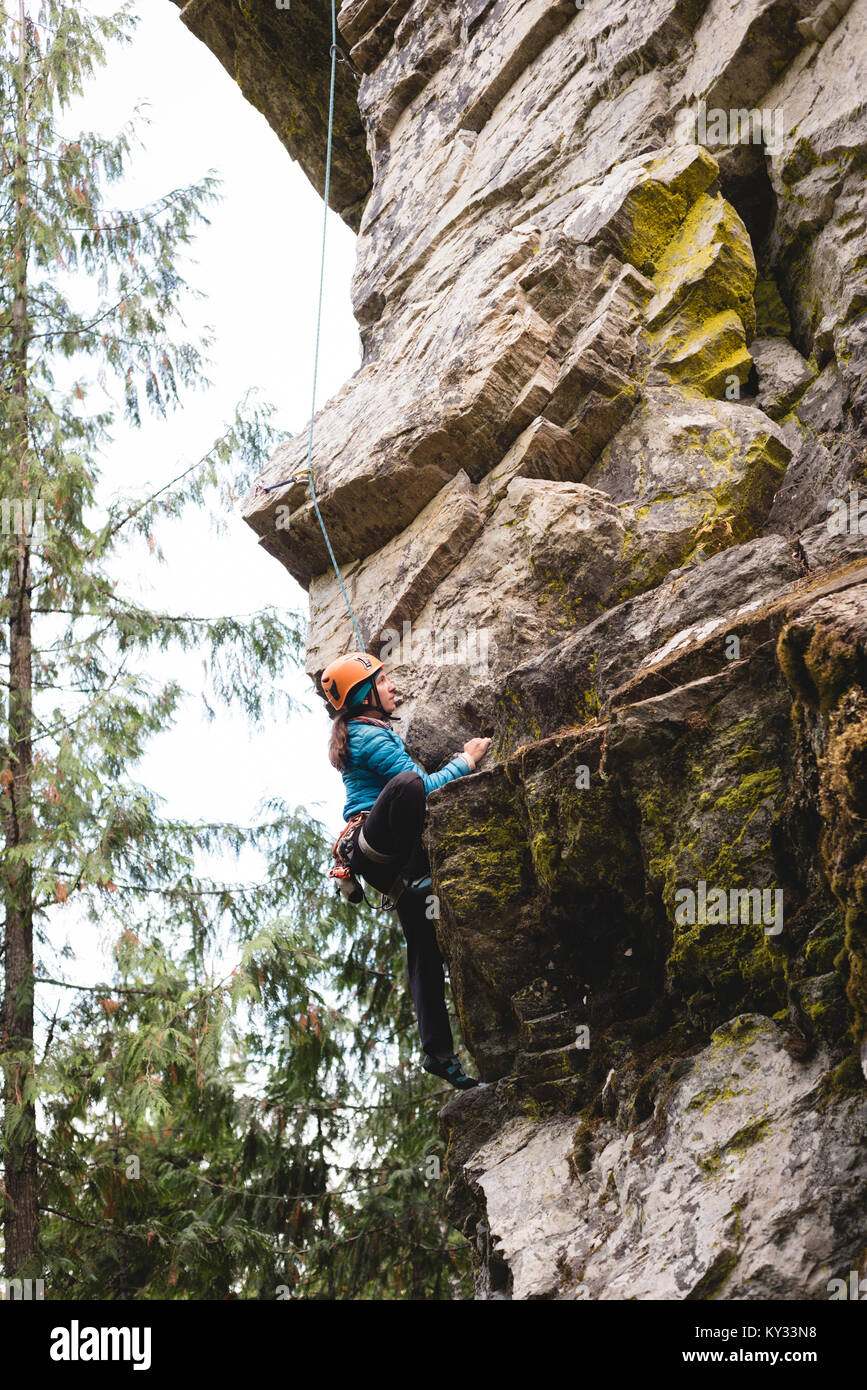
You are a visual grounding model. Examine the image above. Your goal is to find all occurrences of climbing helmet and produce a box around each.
[321,651,385,712]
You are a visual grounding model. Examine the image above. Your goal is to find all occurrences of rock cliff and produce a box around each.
[176,0,867,1298]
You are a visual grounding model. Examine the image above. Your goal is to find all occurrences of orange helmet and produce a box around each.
[321,651,384,712]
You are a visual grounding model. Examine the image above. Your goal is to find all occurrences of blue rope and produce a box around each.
[273,2,365,652]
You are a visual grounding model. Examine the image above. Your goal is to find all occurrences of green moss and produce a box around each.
[806,632,865,713]
[617,181,690,276]
[615,149,718,275]
[437,806,530,917]
[779,619,867,714]
[614,419,788,599]
[651,310,752,398]
[804,922,845,975]
[628,186,761,403]
[815,694,867,1042]
[831,1053,865,1092]
[566,1124,593,1179]
[753,274,792,337]
[616,527,692,604]
[683,436,788,566]
[648,195,756,334]
[728,1195,748,1243]
[834,945,851,974]
[686,1246,738,1299]
[704,770,781,818]
[816,1052,867,1110]
[670,763,781,888]
[778,612,867,1046]
[632,718,788,1022]
[709,1015,767,1048]
[799,972,849,1041]
[686,1075,747,1113]
[495,684,542,757]
[579,652,602,722]
[697,1116,772,1176]
[530,829,561,892]
[776,622,816,706]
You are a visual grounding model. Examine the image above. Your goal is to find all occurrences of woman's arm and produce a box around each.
[349,723,473,794]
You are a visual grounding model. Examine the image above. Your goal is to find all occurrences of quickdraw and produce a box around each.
[328,812,367,902]
[328,808,416,912]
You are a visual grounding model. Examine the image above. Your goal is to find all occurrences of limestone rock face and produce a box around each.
[453,1015,867,1300]
[180,0,867,1297]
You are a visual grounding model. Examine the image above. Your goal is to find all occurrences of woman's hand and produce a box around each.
[463,737,492,764]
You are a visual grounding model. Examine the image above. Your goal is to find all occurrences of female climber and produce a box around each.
[322,650,491,1091]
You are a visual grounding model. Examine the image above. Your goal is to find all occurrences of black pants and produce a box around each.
[348,771,454,1059]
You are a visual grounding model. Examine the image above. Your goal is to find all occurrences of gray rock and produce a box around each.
[750,337,815,419]
[584,388,791,572]
[466,1018,867,1300]
[798,0,856,45]
[765,0,867,356]
[795,363,849,432]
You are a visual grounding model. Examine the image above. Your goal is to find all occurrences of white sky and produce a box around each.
[71,0,359,832]
[42,0,362,984]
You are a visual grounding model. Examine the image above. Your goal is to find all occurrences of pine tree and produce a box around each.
[0,0,299,1280]
[37,804,473,1299]
[0,0,474,1299]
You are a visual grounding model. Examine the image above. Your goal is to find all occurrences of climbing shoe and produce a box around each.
[422,1053,480,1090]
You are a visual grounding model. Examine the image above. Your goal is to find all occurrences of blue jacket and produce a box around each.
[340,718,474,820]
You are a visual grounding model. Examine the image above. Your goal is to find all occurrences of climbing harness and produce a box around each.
[326,808,407,911]
[254,0,365,651]
[327,715,403,906]
[328,811,369,903]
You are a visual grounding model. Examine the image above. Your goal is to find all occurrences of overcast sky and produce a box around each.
[44,0,362,984]
[73,0,359,827]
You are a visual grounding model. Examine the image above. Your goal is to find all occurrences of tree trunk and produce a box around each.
[2,0,38,1278]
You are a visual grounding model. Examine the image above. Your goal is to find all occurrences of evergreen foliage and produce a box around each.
[0,0,472,1299]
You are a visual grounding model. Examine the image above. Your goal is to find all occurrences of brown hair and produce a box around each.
[327,701,379,772]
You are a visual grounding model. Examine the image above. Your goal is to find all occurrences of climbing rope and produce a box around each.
[257,2,365,652]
